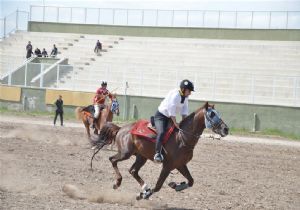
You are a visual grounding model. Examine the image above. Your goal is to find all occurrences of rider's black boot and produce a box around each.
[154,141,163,163]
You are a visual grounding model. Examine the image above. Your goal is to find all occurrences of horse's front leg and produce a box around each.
[137,167,170,200]
[153,167,171,192]
[169,164,194,191]
[178,164,194,187]
[93,128,98,135]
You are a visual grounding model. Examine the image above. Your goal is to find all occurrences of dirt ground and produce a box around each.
[0,115,300,210]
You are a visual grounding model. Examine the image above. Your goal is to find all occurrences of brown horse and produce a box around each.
[95,102,229,199]
[75,94,120,139]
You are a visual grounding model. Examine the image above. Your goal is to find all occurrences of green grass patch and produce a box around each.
[0,108,76,120]
[0,108,136,123]
[230,127,300,141]
[1,107,299,140]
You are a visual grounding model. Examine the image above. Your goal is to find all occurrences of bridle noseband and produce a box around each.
[111,99,119,114]
[204,108,223,131]
[178,108,223,148]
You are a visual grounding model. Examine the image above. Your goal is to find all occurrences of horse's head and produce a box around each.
[110,93,120,116]
[202,102,229,137]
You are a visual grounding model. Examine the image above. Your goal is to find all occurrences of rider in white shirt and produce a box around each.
[153,79,194,163]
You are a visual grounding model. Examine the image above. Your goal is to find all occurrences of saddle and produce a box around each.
[82,105,106,117]
[147,116,156,132]
[130,119,175,144]
[82,105,95,116]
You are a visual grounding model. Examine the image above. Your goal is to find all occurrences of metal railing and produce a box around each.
[0,10,29,39]
[72,68,300,107]
[1,63,73,88]
[1,6,299,39]
[29,5,300,29]
[2,64,299,107]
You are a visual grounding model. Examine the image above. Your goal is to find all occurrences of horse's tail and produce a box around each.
[75,107,84,120]
[92,122,121,146]
[90,122,121,169]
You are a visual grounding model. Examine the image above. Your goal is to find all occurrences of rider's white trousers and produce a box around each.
[94,104,100,118]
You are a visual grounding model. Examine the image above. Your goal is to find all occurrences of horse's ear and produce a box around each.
[212,104,215,109]
[204,101,209,110]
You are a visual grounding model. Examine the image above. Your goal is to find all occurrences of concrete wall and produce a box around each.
[1,86,300,136]
[124,95,300,136]
[28,21,300,41]
[32,57,60,64]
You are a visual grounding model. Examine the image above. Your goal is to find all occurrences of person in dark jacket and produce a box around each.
[42,48,48,57]
[34,48,42,57]
[50,44,58,57]
[54,95,63,126]
[94,40,102,53]
[26,41,33,59]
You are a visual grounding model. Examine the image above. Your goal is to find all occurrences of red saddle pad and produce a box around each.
[130,119,175,144]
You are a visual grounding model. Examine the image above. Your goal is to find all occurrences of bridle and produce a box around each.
[110,99,119,114]
[204,108,224,131]
[179,128,201,139]
[178,108,224,148]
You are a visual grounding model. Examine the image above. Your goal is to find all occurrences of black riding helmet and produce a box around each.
[101,81,107,86]
[180,79,194,91]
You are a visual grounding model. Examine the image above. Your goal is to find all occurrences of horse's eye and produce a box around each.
[210,112,215,118]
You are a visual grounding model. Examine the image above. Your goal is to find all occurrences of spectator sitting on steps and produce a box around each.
[50,44,58,57]
[42,48,48,57]
[34,48,42,57]
[94,40,102,54]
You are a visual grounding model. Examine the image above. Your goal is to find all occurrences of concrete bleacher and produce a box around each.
[0,31,121,77]
[57,35,300,106]
[1,31,300,106]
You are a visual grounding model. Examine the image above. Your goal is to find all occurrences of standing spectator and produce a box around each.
[94,40,102,54]
[54,95,64,126]
[50,44,58,57]
[26,41,33,59]
[34,48,42,57]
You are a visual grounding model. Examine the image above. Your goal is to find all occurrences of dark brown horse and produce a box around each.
[95,102,228,199]
[75,94,120,139]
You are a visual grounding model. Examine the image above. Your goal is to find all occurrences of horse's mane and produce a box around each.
[179,102,207,127]
[96,122,120,145]
[179,112,195,127]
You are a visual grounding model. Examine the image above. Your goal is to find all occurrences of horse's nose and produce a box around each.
[224,127,229,135]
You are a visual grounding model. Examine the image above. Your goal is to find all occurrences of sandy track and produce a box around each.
[0,115,300,209]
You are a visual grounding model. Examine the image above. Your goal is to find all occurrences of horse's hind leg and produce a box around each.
[129,154,147,187]
[83,120,91,139]
[109,152,131,189]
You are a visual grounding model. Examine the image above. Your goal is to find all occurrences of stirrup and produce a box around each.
[153,153,164,163]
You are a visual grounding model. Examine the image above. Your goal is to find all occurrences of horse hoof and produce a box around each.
[113,184,118,190]
[143,190,152,199]
[168,182,177,189]
[136,189,152,200]
[175,182,189,192]
[136,193,143,200]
